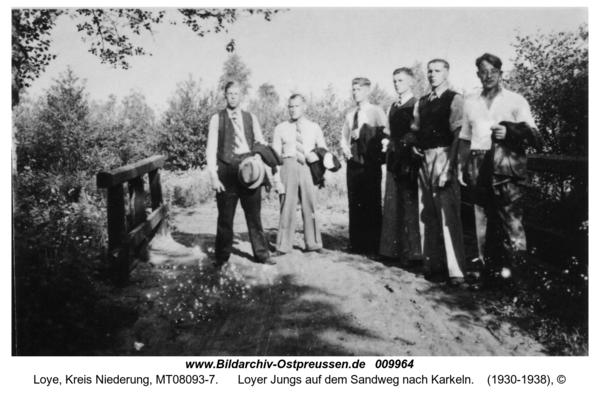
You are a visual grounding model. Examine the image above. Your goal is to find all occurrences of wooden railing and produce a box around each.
[97,155,167,285]
[461,153,587,264]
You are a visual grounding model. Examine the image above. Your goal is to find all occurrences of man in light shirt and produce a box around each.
[271,94,328,255]
[410,59,467,286]
[341,77,389,256]
[458,53,541,287]
[206,81,274,267]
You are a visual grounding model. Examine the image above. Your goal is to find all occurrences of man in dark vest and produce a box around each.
[206,81,274,267]
[380,67,422,264]
[340,77,389,256]
[409,59,466,286]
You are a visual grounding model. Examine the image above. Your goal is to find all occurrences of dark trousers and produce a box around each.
[380,171,422,261]
[466,153,527,274]
[347,160,382,254]
[215,159,270,263]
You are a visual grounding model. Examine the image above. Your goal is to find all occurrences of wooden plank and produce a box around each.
[127,205,167,249]
[129,177,147,228]
[97,155,164,188]
[107,185,126,253]
[148,169,163,211]
[527,154,587,175]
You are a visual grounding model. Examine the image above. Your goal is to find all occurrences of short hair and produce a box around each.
[476,53,503,70]
[427,59,450,70]
[224,81,241,93]
[352,77,371,87]
[288,93,306,103]
[393,67,414,78]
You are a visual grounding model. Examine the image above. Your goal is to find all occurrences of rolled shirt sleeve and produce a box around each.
[340,114,351,154]
[206,113,220,182]
[449,94,464,132]
[271,124,283,184]
[459,100,473,141]
[411,100,421,132]
[251,113,266,144]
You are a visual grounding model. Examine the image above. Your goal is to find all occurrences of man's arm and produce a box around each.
[251,113,266,145]
[206,114,225,192]
[340,114,352,159]
[439,94,465,187]
[457,106,472,186]
[271,125,285,192]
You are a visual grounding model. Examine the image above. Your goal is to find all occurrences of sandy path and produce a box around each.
[102,202,545,356]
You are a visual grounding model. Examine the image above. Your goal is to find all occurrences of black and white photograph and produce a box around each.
[11,4,589,360]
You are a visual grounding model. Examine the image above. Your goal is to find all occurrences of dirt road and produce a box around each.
[102,203,545,356]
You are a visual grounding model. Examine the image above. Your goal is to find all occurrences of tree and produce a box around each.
[504,24,588,156]
[12,8,282,108]
[410,61,430,99]
[218,53,253,96]
[155,76,218,170]
[368,83,394,111]
[248,83,285,140]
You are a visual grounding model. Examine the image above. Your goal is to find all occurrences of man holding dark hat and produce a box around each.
[206,81,274,267]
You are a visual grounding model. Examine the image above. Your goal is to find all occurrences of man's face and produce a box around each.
[427,62,449,89]
[352,84,370,104]
[393,72,413,96]
[288,97,305,120]
[225,85,242,108]
[477,60,502,91]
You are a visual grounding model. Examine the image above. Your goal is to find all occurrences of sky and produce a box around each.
[22,7,588,113]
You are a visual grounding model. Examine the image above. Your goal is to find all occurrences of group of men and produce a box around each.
[206,52,541,289]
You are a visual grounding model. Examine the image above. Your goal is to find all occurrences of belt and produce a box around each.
[470,149,489,156]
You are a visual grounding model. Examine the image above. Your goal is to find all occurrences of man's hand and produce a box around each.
[381,138,390,153]
[412,146,424,158]
[351,127,360,140]
[491,124,507,140]
[342,146,353,160]
[457,165,467,187]
[212,179,225,193]
[274,181,285,195]
[438,171,452,188]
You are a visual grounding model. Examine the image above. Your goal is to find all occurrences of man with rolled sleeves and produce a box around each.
[410,59,467,286]
[272,94,328,255]
[341,77,389,256]
[206,81,274,267]
[458,53,541,287]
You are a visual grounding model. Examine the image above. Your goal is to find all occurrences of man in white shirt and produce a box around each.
[206,81,274,267]
[341,77,389,256]
[271,94,328,255]
[458,53,541,287]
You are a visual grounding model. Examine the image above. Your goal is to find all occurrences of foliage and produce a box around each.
[248,82,286,140]
[368,83,394,110]
[305,85,353,158]
[12,8,282,107]
[504,24,588,156]
[218,53,253,97]
[410,61,430,98]
[154,76,219,171]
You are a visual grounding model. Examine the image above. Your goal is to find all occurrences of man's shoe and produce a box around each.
[212,260,226,268]
[447,277,465,288]
[261,258,277,266]
[307,248,327,254]
[272,251,286,257]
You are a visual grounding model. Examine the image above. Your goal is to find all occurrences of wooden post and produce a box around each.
[107,184,128,285]
[149,169,167,236]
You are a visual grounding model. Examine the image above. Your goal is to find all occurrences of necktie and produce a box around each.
[295,121,306,165]
[351,107,360,140]
[430,91,438,101]
[397,98,403,107]
[230,111,245,150]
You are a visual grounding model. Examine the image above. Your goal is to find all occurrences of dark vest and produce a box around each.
[417,90,458,149]
[388,96,417,141]
[217,109,255,164]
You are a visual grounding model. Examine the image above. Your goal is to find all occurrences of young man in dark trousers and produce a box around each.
[206,81,274,267]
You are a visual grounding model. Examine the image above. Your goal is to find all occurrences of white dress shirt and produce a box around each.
[206,107,265,182]
[341,101,389,155]
[272,116,328,184]
[460,87,537,150]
